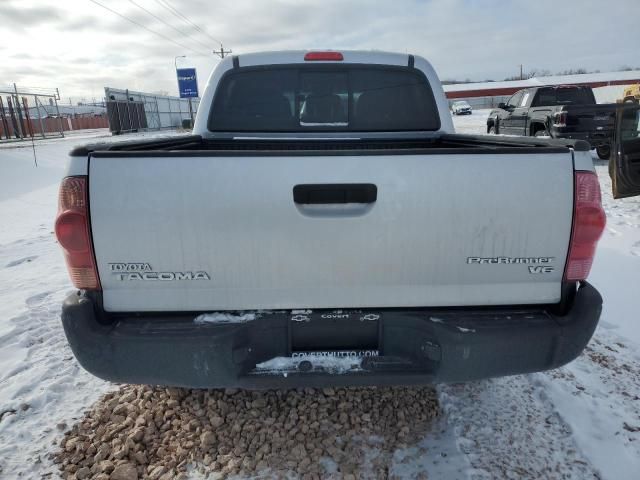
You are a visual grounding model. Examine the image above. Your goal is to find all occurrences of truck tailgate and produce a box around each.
[567,104,616,131]
[89,151,574,312]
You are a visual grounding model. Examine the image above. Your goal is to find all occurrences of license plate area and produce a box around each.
[289,311,380,355]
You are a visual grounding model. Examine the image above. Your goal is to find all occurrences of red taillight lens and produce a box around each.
[55,176,101,290]
[56,213,90,252]
[564,172,606,281]
[304,51,344,61]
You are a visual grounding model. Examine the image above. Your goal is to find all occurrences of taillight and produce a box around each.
[564,172,606,281]
[55,176,101,290]
[553,111,567,127]
[304,51,344,61]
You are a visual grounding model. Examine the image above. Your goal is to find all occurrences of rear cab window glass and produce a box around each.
[299,72,348,126]
[208,65,440,132]
[533,89,556,106]
[533,87,596,106]
[207,69,297,131]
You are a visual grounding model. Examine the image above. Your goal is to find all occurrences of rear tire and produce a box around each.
[534,129,549,138]
[624,97,638,104]
[488,125,496,134]
[596,145,611,160]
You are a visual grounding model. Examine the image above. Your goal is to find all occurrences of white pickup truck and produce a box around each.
[56,50,630,389]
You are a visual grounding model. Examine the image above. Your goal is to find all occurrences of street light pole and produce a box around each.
[174,55,186,72]
[174,55,187,98]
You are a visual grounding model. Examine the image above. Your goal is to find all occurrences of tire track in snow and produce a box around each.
[389,372,602,479]
[433,377,600,480]
[400,328,640,480]
[0,220,110,479]
[535,330,640,479]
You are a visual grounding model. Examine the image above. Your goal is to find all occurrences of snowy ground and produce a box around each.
[0,118,639,479]
[0,129,185,478]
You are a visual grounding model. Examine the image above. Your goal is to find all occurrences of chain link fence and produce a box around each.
[0,84,110,143]
[0,85,65,142]
[104,87,200,134]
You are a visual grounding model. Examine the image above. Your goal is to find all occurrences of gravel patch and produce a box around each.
[52,385,439,479]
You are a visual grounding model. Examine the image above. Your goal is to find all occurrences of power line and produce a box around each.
[154,0,221,44]
[86,0,209,56]
[153,0,223,46]
[127,0,213,52]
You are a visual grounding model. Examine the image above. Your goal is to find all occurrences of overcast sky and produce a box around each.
[1,0,638,102]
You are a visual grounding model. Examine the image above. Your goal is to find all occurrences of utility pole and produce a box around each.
[214,44,232,58]
[520,64,523,80]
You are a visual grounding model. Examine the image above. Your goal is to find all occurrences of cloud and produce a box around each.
[61,15,110,32]
[1,0,638,99]
[0,2,61,27]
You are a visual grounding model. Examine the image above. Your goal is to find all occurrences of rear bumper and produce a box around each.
[61,282,602,388]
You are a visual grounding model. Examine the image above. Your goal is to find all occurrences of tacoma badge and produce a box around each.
[108,263,210,281]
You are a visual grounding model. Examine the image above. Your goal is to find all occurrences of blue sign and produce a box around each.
[177,68,199,98]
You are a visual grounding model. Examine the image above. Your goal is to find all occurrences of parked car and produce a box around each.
[487,85,617,159]
[57,51,609,389]
[451,100,472,115]
[618,84,640,104]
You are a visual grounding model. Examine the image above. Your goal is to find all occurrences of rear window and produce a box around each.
[208,65,440,132]
[532,87,596,106]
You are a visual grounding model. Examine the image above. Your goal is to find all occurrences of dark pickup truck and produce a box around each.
[487,85,616,159]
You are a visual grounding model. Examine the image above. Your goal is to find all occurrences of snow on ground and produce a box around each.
[194,312,257,324]
[0,130,189,478]
[255,355,364,375]
[451,109,492,135]
[0,119,639,479]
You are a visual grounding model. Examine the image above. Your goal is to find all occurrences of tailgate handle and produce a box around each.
[293,183,377,204]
